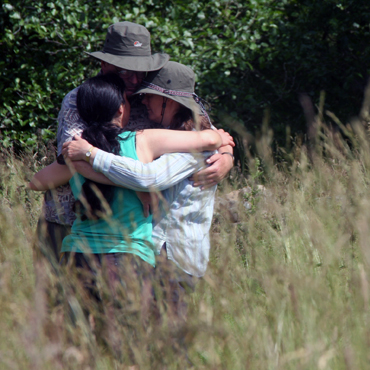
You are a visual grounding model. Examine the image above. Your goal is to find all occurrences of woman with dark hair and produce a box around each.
[56,74,155,321]
[73,73,130,221]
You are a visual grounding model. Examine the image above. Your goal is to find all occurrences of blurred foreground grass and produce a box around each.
[1,113,370,369]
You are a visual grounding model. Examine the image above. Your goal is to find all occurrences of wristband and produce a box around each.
[221,152,234,161]
[85,146,94,162]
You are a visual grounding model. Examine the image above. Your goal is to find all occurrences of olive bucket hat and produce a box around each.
[134,61,210,120]
[86,22,169,72]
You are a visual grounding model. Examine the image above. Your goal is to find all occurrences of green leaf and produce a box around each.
[10,12,21,19]
[3,3,14,11]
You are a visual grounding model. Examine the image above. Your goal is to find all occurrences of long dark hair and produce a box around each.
[75,73,126,220]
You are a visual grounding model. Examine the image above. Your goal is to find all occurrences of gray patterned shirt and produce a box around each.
[43,85,157,226]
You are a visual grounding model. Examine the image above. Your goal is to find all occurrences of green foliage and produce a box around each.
[2,0,370,152]
[0,0,115,148]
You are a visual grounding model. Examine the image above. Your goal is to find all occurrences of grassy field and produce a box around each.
[1,114,370,369]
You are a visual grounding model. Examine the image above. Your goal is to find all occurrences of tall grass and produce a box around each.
[1,105,370,369]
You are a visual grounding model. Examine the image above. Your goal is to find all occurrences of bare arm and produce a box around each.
[137,128,234,160]
[28,160,118,191]
[28,162,73,191]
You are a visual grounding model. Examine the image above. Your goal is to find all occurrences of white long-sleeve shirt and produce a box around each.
[92,146,217,277]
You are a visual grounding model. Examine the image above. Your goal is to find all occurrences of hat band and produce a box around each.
[142,82,211,124]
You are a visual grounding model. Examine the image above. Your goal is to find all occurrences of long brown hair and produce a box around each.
[169,105,211,131]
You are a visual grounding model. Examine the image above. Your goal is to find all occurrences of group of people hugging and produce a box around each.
[29,21,235,358]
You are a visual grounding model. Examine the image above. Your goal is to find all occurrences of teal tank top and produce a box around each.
[61,131,155,266]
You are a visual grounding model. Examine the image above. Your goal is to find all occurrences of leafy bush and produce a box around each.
[2,0,370,154]
[0,0,115,148]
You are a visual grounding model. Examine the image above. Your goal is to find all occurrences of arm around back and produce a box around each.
[28,161,73,191]
[93,149,209,191]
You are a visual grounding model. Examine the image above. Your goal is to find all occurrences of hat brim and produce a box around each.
[85,51,169,72]
[133,86,202,115]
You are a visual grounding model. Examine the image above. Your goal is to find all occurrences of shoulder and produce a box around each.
[58,85,84,127]
[57,85,85,149]
[118,131,138,158]
[118,130,136,141]
[62,86,80,110]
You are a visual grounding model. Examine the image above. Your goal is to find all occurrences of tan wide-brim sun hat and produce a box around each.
[133,61,203,115]
[86,21,169,72]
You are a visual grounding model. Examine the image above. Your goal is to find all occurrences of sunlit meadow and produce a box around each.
[1,101,370,369]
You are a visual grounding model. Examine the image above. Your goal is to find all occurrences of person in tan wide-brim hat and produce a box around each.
[87,21,169,96]
[34,21,169,265]
[87,21,169,72]
[134,61,206,123]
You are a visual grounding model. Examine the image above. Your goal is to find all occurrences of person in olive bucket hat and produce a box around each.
[134,62,230,311]
[34,21,169,264]
[134,60,207,124]
[132,61,235,184]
